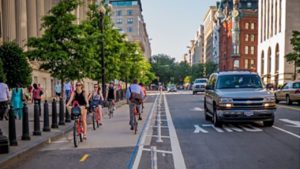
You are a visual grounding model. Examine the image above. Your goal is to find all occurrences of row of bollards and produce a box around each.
[7,98,71,148]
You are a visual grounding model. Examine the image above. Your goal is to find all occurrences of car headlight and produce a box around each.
[219,97,233,103]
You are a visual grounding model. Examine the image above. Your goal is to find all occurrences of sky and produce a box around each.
[142,0,218,62]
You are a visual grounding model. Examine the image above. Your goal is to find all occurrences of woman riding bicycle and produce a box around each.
[66,82,89,139]
[88,84,103,126]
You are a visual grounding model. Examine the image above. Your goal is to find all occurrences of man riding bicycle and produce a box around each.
[126,79,144,130]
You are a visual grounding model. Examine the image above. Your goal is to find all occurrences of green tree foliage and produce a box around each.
[150,54,176,84]
[205,61,218,78]
[285,31,300,80]
[0,59,6,82]
[0,42,32,88]
[26,0,86,94]
[191,63,205,81]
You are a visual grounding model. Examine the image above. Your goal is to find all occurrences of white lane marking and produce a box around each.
[227,124,243,132]
[272,126,300,139]
[147,135,171,138]
[239,125,263,132]
[190,107,204,111]
[143,148,173,154]
[132,95,159,169]
[151,146,158,169]
[202,124,224,132]
[194,125,208,133]
[222,125,233,132]
[164,94,187,169]
[151,125,168,128]
[279,119,300,128]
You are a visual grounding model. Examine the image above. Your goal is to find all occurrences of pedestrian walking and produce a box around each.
[106,82,116,118]
[11,84,24,120]
[64,81,72,100]
[32,83,43,116]
[0,79,10,120]
[55,82,61,100]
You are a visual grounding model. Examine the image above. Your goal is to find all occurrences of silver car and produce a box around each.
[192,78,208,95]
[204,71,276,127]
[274,81,300,104]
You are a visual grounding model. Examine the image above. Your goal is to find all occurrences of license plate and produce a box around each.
[244,111,254,116]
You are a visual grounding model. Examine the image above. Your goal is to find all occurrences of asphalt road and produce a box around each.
[10,91,300,169]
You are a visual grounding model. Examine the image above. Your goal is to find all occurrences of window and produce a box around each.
[251,46,255,55]
[245,46,249,54]
[128,27,133,32]
[216,74,263,89]
[245,59,249,69]
[245,34,249,41]
[247,2,252,8]
[116,10,122,16]
[283,83,289,89]
[127,10,133,15]
[245,22,249,29]
[293,83,300,89]
[116,19,122,24]
[250,34,255,42]
[127,18,134,24]
[234,60,240,69]
[250,59,255,68]
[251,23,255,30]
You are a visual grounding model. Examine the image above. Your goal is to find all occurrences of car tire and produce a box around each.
[193,91,196,95]
[263,119,274,127]
[212,106,222,127]
[275,94,279,104]
[286,95,292,105]
[204,100,210,121]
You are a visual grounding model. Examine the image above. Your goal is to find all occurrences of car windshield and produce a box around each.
[195,80,207,83]
[293,82,300,88]
[216,74,263,89]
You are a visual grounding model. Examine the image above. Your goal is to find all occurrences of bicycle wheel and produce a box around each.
[92,111,96,130]
[73,122,79,148]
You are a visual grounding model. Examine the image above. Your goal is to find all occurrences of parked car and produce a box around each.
[274,81,300,104]
[204,71,276,127]
[192,78,208,95]
[167,85,177,92]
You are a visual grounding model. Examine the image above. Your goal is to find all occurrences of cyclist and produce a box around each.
[106,82,116,118]
[126,79,144,130]
[66,82,89,139]
[88,84,103,126]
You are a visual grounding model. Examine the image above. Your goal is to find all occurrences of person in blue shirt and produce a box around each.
[126,79,144,130]
[11,84,24,120]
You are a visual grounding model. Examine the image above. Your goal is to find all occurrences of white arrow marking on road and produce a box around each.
[239,125,263,132]
[279,119,300,128]
[190,107,204,111]
[194,125,208,133]
[202,124,224,132]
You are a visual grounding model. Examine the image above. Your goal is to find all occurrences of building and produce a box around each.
[191,25,204,65]
[0,0,96,97]
[203,6,217,63]
[257,0,300,86]
[109,0,151,59]
[217,0,258,72]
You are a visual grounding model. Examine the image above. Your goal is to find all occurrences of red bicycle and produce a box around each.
[71,101,84,148]
[91,105,100,130]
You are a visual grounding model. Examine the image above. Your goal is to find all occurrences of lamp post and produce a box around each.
[99,4,106,97]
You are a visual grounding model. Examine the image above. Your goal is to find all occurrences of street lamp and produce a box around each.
[99,4,106,96]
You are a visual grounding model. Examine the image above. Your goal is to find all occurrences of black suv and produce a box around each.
[204,71,276,127]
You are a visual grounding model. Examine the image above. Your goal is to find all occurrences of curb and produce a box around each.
[0,125,73,169]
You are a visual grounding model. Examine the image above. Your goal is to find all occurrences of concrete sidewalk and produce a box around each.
[0,99,126,168]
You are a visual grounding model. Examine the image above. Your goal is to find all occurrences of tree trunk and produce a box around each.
[294,62,297,80]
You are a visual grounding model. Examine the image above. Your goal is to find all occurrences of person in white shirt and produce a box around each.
[64,81,72,99]
[126,79,144,130]
[0,79,10,120]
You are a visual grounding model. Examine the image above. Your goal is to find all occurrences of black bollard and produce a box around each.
[51,99,58,128]
[21,103,30,140]
[33,101,41,136]
[8,105,18,146]
[59,98,65,125]
[65,98,71,123]
[43,100,51,132]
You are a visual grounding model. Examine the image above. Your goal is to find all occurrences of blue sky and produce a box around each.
[142,0,218,62]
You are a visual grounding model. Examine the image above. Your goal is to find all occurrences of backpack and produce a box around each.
[129,87,143,105]
[71,101,81,116]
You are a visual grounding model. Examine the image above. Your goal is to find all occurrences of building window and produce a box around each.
[251,23,255,30]
[261,51,265,74]
[234,60,240,69]
[275,44,280,73]
[275,0,278,34]
[127,18,134,24]
[245,34,249,41]
[247,2,252,8]
[250,59,255,69]
[245,22,249,29]
[271,0,274,36]
[250,46,255,55]
[250,34,255,42]
[116,10,122,16]
[260,0,263,42]
[128,27,133,32]
[116,19,122,24]
[127,10,133,16]
[267,47,272,75]
[245,59,249,69]
[279,0,282,32]
[245,46,249,54]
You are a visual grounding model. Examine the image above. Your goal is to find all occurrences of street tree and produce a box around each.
[191,63,205,81]
[205,61,218,78]
[0,42,32,88]
[26,0,86,97]
[0,59,6,83]
[285,30,300,80]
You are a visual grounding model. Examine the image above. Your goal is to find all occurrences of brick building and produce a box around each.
[217,0,258,71]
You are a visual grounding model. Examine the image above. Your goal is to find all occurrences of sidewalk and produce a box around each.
[0,100,126,168]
